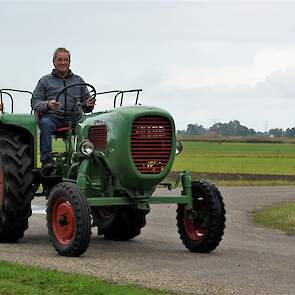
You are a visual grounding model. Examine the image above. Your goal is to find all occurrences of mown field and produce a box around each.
[172,141,295,175]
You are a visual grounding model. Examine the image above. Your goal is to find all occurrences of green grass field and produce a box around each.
[172,141,295,175]
[0,261,171,295]
[254,202,295,234]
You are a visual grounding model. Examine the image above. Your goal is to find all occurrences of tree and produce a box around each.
[209,120,256,136]
[186,124,206,135]
[268,128,284,137]
[285,128,295,137]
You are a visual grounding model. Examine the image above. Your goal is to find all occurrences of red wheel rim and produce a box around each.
[183,218,208,241]
[183,197,208,241]
[52,198,75,245]
[0,168,4,207]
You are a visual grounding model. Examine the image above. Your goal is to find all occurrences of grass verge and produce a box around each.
[0,260,172,295]
[167,172,295,187]
[254,202,295,234]
[216,179,295,186]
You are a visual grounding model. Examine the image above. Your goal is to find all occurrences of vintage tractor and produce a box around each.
[0,84,226,256]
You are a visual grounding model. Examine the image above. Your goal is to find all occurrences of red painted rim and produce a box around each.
[0,168,4,207]
[52,198,75,245]
[183,197,208,241]
[183,218,208,241]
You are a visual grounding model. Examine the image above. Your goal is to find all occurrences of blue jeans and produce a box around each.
[39,114,80,162]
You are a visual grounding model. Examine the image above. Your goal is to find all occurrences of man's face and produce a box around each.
[53,51,70,76]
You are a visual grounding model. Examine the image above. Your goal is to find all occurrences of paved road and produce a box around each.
[1,186,295,295]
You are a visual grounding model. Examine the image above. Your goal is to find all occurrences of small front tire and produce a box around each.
[177,180,226,253]
[47,182,91,256]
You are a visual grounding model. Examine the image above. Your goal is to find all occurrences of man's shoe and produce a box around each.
[41,158,54,175]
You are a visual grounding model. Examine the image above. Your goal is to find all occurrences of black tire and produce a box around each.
[0,130,34,242]
[47,182,91,256]
[104,207,148,241]
[177,180,226,253]
[91,206,118,235]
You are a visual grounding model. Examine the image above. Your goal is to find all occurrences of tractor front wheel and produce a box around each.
[47,182,91,256]
[177,180,226,253]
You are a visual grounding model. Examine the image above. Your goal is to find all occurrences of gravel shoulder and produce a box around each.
[0,186,295,295]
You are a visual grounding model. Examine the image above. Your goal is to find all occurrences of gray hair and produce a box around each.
[53,47,71,62]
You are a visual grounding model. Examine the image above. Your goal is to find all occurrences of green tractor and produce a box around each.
[0,84,226,256]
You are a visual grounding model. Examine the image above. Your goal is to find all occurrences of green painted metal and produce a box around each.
[0,113,37,165]
[181,171,193,210]
[76,158,91,191]
[149,195,190,204]
[77,106,176,191]
[0,113,36,136]
[87,195,191,207]
[86,171,193,207]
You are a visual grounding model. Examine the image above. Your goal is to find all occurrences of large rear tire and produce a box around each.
[0,130,34,242]
[91,206,118,235]
[47,182,91,256]
[104,208,148,241]
[177,180,226,253]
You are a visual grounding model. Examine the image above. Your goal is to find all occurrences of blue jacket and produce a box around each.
[31,69,92,118]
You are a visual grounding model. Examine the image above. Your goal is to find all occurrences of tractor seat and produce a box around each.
[53,126,75,139]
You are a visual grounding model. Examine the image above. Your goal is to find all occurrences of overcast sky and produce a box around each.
[1,1,295,132]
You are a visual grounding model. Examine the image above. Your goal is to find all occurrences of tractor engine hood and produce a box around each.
[78,106,176,190]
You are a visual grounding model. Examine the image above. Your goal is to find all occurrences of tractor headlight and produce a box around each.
[176,140,183,155]
[79,140,94,156]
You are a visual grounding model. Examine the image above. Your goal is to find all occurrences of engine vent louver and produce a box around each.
[89,125,107,151]
[131,116,172,174]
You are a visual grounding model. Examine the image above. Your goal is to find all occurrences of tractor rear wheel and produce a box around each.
[0,130,34,242]
[177,180,226,253]
[104,208,148,241]
[91,206,118,235]
[47,182,91,256]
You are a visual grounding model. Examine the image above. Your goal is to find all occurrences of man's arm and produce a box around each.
[31,79,49,113]
[80,80,96,113]
[31,79,60,113]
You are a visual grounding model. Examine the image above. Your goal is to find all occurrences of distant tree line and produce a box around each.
[177,120,295,137]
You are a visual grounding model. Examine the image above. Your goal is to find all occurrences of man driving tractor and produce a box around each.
[31,47,96,172]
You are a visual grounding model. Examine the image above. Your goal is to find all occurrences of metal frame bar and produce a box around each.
[0,91,13,113]
[113,89,142,108]
[0,88,33,114]
[87,195,190,207]
[85,171,193,207]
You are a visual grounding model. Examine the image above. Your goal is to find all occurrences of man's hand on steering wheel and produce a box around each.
[55,83,97,115]
[85,97,96,107]
[47,100,61,110]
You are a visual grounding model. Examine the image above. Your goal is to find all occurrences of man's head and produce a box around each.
[53,47,71,77]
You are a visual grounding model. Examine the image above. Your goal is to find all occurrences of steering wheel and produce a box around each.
[55,83,97,113]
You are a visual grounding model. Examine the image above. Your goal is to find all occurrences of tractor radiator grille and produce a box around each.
[89,125,107,151]
[131,116,172,174]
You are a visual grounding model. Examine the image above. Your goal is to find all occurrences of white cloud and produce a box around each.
[162,46,295,88]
